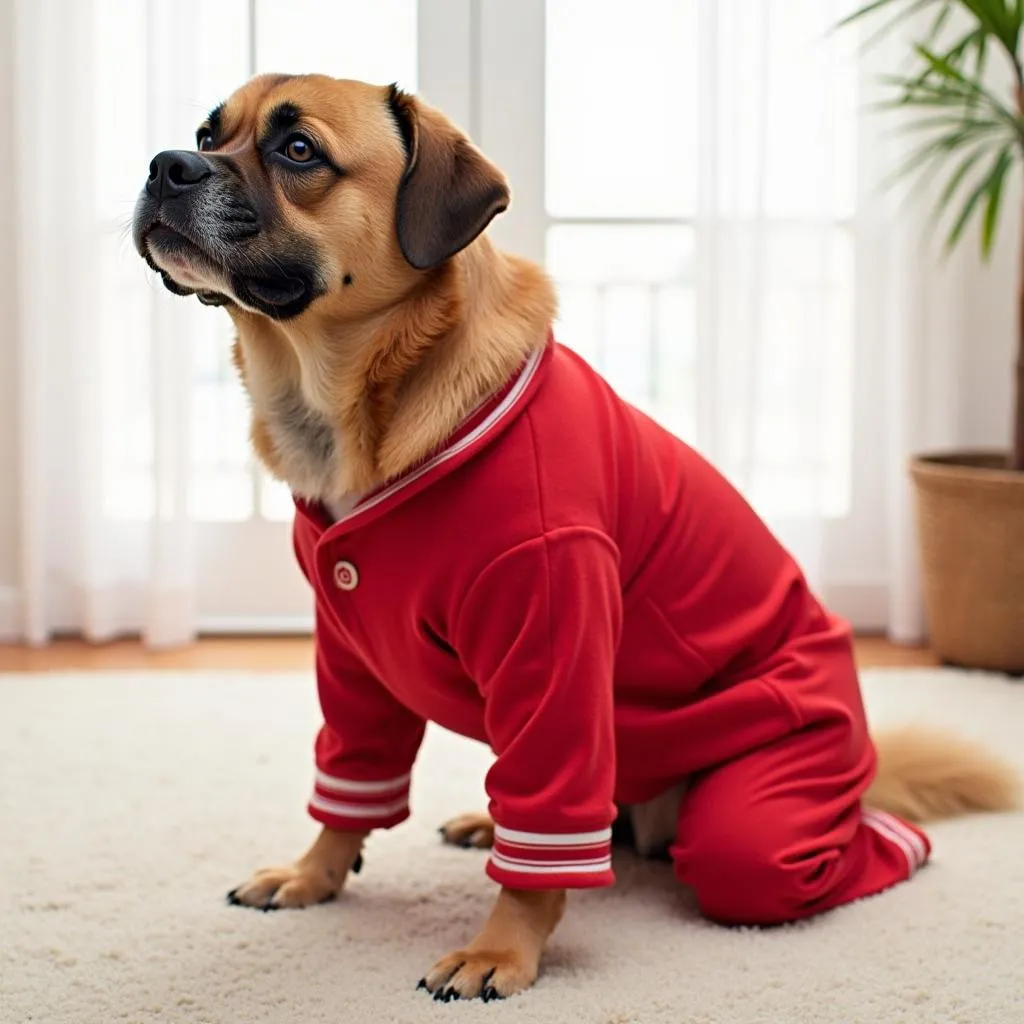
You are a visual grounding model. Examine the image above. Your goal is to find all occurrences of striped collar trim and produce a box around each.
[315,343,545,531]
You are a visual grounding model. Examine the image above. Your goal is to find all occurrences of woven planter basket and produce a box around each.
[910,452,1024,674]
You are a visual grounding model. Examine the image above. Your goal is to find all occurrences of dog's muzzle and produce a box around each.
[133,150,322,319]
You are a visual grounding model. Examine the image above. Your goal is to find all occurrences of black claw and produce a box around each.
[261,900,278,913]
[352,853,363,875]
[226,889,241,906]
[457,837,473,849]
[433,987,446,1002]
[479,974,503,1007]
[416,978,428,991]
[438,826,447,836]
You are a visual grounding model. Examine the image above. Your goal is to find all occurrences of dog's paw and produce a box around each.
[419,949,538,1002]
[438,812,495,850]
[226,857,355,911]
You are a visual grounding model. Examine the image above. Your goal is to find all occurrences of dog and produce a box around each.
[133,73,1021,1001]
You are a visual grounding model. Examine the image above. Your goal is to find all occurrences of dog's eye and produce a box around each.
[283,134,316,163]
[197,131,214,152]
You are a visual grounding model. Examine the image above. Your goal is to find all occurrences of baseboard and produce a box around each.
[0,585,20,642]
[821,581,888,633]
[1,588,891,642]
[197,615,314,636]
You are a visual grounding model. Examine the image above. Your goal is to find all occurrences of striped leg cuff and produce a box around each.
[308,769,411,831]
[862,808,931,878]
[486,825,615,890]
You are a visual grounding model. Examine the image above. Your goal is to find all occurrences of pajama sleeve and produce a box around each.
[307,608,427,831]
[294,523,426,832]
[454,528,622,890]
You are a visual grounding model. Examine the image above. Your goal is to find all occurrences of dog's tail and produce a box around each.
[866,727,1021,823]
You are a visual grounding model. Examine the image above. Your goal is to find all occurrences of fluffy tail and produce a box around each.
[866,727,1022,823]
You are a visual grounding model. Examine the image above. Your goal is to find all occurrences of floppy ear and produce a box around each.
[388,85,510,271]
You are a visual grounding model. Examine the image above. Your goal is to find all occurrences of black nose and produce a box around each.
[146,149,213,200]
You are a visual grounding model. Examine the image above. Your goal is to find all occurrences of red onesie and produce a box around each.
[293,340,929,925]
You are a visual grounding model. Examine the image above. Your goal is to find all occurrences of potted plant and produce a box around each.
[845,0,1024,672]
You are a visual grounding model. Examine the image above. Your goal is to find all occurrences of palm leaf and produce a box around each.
[981,147,1013,254]
[974,28,989,83]
[893,111,1004,134]
[875,82,979,109]
[913,43,1006,108]
[946,144,1013,250]
[838,0,945,50]
[908,27,987,85]
[909,54,989,111]
[932,143,996,222]
[880,57,1022,138]
[884,122,1006,194]
[927,1,954,41]
[840,1,1024,258]
[958,0,1020,51]
[836,0,931,29]
[844,0,1023,84]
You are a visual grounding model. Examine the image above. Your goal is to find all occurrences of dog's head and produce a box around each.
[132,75,510,321]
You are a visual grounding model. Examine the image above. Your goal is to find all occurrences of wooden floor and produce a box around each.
[0,634,938,671]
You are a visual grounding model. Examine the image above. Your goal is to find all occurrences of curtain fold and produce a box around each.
[694,0,855,591]
[694,0,967,640]
[13,0,204,646]
[856,10,968,643]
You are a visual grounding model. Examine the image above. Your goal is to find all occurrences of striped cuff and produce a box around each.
[307,769,411,831]
[862,808,931,878]
[486,825,615,890]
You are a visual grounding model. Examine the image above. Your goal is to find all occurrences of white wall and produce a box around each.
[0,0,20,637]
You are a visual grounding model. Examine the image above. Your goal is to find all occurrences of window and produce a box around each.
[539,0,857,518]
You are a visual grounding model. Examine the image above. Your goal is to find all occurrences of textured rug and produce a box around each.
[1,666,1022,1024]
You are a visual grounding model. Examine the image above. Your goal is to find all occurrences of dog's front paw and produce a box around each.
[227,864,336,911]
[227,853,361,911]
[438,811,495,849]
[419,948,538,1002]
[227,828,365,911]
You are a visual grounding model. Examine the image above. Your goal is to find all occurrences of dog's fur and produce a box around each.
[134,73,1021,1001]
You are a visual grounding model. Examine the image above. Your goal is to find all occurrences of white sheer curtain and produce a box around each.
[857,11,970,643]
[12,0,220,646]
[539,0,858,594]
[691,0,965,636]
[691,0,857,587]
[8,0,421,647]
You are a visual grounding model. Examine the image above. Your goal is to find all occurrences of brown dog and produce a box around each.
[133,74,1020,1001]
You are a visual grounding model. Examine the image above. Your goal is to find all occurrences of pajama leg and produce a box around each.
[670,716,931,926]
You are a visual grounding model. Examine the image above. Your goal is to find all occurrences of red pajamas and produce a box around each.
[293,339,930,924]
[669,646,930,924]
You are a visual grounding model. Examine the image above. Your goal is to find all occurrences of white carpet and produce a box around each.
[2,667,1023,1023]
